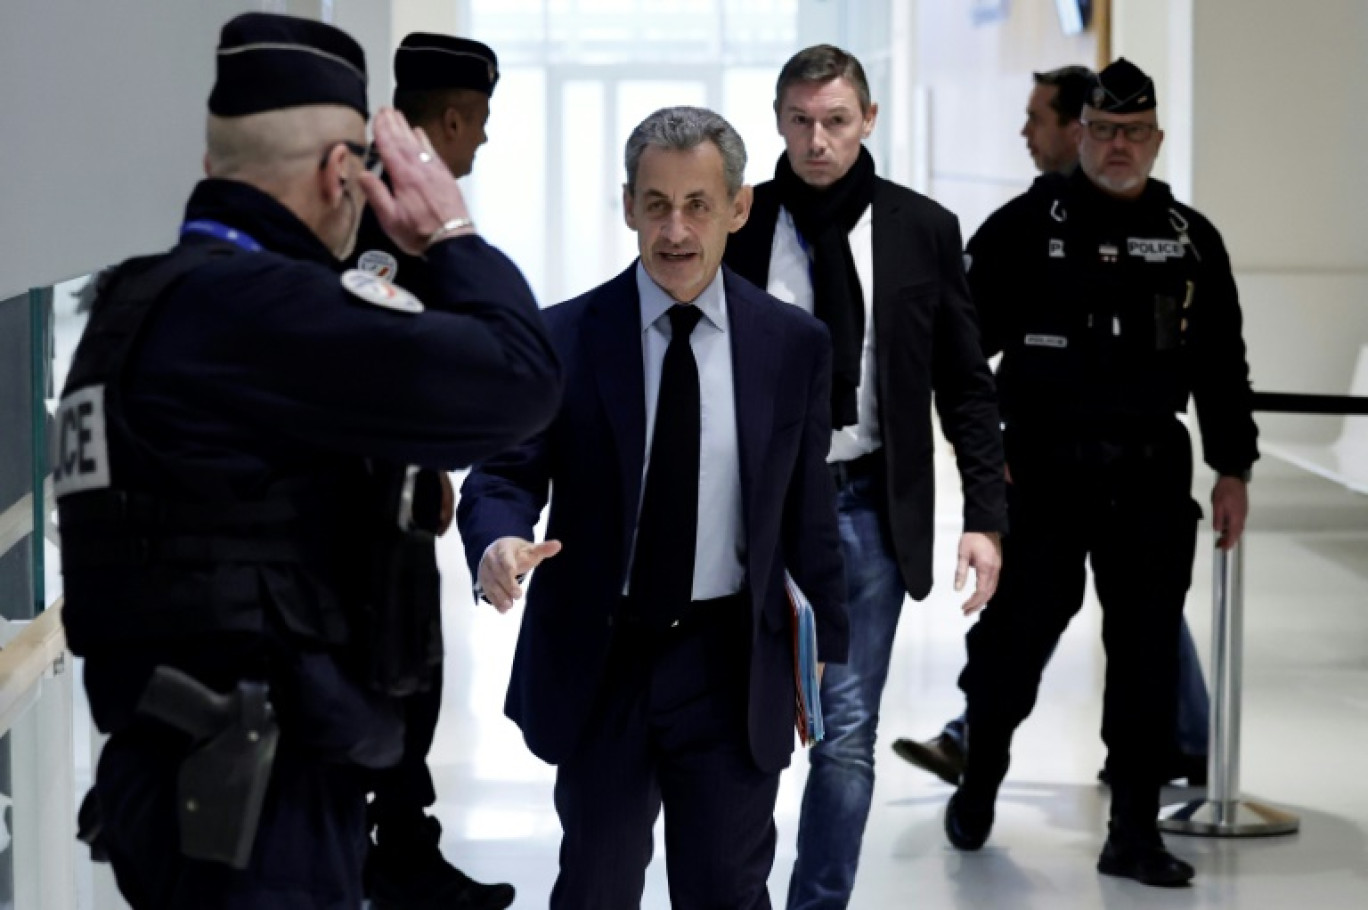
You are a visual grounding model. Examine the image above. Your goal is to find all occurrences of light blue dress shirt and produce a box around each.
[626,261,746,600]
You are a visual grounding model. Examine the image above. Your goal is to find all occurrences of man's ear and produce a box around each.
[729,184,754,234]
[862,101,879,139]
[443,104,466,142]
[318,142,350,205]
[622,184,637,230]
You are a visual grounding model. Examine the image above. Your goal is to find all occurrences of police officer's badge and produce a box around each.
[357,249,399,281]
[341,269,424,314]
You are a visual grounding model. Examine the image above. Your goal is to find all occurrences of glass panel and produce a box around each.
[0,292,36,624]
[560,81,610,301]
[472,0,797,65]
[465,69,550,305]
[0,654,77,909]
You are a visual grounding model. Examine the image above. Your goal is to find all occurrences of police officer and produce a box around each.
[347,33,514,910]
[942,59,1257,887]
[54,13,560,908]
[894,62,1214,792]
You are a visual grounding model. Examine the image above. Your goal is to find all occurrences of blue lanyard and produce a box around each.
[180,219,264,253]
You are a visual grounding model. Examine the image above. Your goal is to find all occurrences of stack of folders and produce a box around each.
[785,572,824,747]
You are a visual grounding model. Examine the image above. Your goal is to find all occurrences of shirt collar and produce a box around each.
[635,260,728,336]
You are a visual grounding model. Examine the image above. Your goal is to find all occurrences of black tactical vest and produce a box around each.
[55,244,354,657]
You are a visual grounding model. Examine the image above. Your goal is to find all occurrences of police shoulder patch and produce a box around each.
[357,249,399,280]
[341,269,424,314]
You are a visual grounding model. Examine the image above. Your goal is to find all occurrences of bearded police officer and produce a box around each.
[346,34,515,910]
[942,59,1257,887]
[55,13,559,908]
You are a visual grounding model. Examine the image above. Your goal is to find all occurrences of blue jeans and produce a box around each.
[1175,619,1209,756]
[788,475,905,910]
[942,618,1210,757]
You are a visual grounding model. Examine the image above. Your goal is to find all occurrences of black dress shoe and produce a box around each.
[944,789,994,851]
[1097,836,1195,887]
[893,733,964,786]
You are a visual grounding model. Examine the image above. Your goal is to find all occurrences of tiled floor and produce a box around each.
[427,464,1368,908]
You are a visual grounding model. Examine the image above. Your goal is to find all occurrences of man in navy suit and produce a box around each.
[457,106,848,909]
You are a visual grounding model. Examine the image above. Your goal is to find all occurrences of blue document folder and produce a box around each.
[785,572,824,746]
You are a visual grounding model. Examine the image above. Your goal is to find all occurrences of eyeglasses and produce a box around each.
[1080,119,1159,143]
[318,140,382,174]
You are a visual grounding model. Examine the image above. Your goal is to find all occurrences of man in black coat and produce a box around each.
[893,63,1213,794]
[722,44,1007,910]
[943,58,1257,888]
[347,33,514,910]
[56,13,560,908]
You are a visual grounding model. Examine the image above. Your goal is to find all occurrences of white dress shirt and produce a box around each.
[766,205,879,463]
[626,262,746,600]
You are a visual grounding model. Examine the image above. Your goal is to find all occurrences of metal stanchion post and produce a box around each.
[1161,539,1299,836]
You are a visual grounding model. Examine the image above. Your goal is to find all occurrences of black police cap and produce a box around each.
[1088,58,1157,114]
[208,13,368,118]
[394,34,499,97]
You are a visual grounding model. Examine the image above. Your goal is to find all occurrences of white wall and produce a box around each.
[913,0,1099,237]
[1185,0,1368,448]
[0,0,392,301]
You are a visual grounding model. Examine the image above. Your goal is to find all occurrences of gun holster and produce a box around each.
[135,666,280,869]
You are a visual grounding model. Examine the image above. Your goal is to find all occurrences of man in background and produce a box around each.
[894,63,1212,794]
[724,44,1007,909]
[943,58,1256,887]
[348,32,515,910]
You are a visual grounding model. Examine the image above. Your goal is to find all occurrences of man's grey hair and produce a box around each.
[624,106,747,198]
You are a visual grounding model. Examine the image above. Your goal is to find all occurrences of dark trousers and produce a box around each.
[365,503,444,838]
[551,594,781,910]
[369,662,442,831]
[959,422,1199,832]
[96,727,368,909]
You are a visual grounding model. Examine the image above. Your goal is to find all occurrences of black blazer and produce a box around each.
[725,177,1006,599]
[457,265,848,774]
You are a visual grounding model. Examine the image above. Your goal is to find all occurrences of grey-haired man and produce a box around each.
[458,106,847,908]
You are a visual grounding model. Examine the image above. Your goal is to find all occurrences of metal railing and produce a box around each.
[1160,544,1300,836]
[1159,387,1368,837]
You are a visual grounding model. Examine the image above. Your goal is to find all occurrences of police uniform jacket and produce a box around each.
[966,168,1258,478]
[57,178,561,760]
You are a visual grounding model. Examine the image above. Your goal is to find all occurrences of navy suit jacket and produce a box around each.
[458,264,848,774]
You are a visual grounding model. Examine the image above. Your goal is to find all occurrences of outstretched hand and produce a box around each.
[479,537,563,613]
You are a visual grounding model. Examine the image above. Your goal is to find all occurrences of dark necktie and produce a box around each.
[629,304,704,624]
